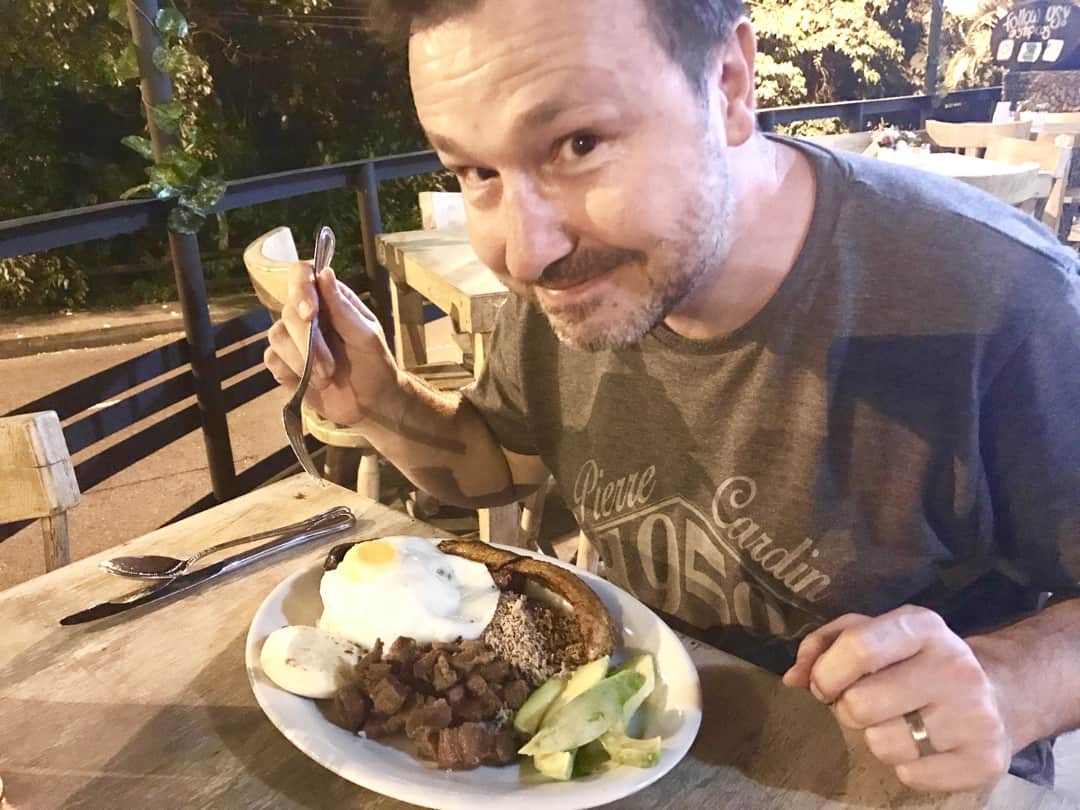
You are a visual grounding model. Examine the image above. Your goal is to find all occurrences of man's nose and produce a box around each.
[500,177,572,283]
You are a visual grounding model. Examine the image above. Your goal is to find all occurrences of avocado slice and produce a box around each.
[512,674,567,736]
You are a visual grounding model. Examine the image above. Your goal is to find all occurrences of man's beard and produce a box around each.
[522,137,733,352]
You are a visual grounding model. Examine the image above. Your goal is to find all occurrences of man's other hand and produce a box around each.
[782,605,1014,792]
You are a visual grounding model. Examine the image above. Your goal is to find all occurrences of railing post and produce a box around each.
[126,0,236,500]
[357,162,395,341]
[925,0,944,97]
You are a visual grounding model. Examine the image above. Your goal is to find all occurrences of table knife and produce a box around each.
[59,508,356,626]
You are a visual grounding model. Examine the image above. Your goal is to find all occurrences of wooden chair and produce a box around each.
[985,135,1073,230]
[243,227,382,499]
[925,120,1033,157]
[0,412,79,571]
[802,131,874,154]
[1033,112,1080,137]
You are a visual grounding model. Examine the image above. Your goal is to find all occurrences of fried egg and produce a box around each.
[318,536,500,649]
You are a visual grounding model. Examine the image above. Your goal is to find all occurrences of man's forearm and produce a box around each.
[967,596,1080,752]
[355,370,526,509]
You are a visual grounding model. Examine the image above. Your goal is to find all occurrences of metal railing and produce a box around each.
[0,86,1002,523]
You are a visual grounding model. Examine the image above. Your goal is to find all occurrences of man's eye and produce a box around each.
[556,132,601,163]
[455,166,498,185]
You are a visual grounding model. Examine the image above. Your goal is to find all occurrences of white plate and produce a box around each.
[245,544,702,810]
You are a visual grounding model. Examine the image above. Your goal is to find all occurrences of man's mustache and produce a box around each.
[537,246,644,290]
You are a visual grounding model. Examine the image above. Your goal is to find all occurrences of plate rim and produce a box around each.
[245,541,703,810]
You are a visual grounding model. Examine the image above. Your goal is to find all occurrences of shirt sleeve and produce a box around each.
[982,269,1080,592]
[460,297,540,456]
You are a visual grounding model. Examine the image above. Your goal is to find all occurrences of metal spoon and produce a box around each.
[99,506,355,580]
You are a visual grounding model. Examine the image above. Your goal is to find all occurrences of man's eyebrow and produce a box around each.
[426,100,580,160]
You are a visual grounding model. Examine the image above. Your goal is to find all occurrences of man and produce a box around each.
[264,0,1080,793]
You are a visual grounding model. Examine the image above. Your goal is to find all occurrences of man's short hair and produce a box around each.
[366,0,747,96]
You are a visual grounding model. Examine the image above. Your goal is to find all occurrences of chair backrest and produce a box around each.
[986,135,1073,227]
[419,191,466,231]
[801,131,875,154]
[243,226,300,316]
[0,411,79,570]
[925,119,1033,157]
[1042,112,1080,125]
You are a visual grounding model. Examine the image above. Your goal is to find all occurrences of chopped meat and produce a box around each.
[450,640,496,673]
[363,714,394,739]
[333,684,370,733]
[412,648,441,684]
[338,634,527,770]
[474,659,511,683]
[355,661,393,694]
[431,654,460,691]
[411,727,441,761]
[370,673,412,715]
[405,698,453,736]
[359,639,384,667]
[454,691,502,723]
[492,727,519,764]
[386,636,421,670]
[434,723,516,770]
[446,683,467,707]
[503,679,530,711]
[465,673,490,697]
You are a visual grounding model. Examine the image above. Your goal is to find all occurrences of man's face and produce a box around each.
[410,0,734,350]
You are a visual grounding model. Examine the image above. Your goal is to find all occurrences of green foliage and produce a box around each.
[0,253,88,310]
[940,1,1010,89]
[748,0,921,106]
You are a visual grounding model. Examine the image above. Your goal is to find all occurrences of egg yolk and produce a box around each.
[340,540,398,582]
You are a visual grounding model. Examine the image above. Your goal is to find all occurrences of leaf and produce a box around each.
[189,175,227,211]
[155,8,189,40]
[168,204,205,235]
[115,43,141,82]
[149,101,183,134]
[178,176,228,219]
[108,0,128,24]
[120,183,153,200]
[121,135,155,161]
[160,147,202,182]
[147,164,183,199]
[153,44,192,75]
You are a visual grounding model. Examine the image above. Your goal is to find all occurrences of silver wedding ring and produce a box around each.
[903,710,936,758]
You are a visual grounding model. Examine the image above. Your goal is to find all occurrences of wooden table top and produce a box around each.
[376,228,507,335]
[1,475,1073,810]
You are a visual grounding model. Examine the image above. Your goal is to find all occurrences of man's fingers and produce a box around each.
[318,268,384,345]
[287,260,319,322]
[280,300,335,384]
[264,344,299,388]
[831,652,936,730]
[783,614,870,691]
[809,606,947,703]
[893,747,1009,793]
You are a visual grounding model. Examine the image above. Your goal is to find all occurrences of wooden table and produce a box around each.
[876,150,1052,204]
[1,475,1074,810]
[375,228,519,543]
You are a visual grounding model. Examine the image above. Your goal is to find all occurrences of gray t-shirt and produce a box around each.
[463,137,1080,783]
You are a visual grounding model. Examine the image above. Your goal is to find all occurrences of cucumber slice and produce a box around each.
[533,750,575,781]
[513,674,567,736]
[518,669,645,756]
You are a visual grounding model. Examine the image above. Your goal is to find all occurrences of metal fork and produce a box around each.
[283,225,336,480]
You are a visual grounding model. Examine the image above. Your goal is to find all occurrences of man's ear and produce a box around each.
[711,19,757,147]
